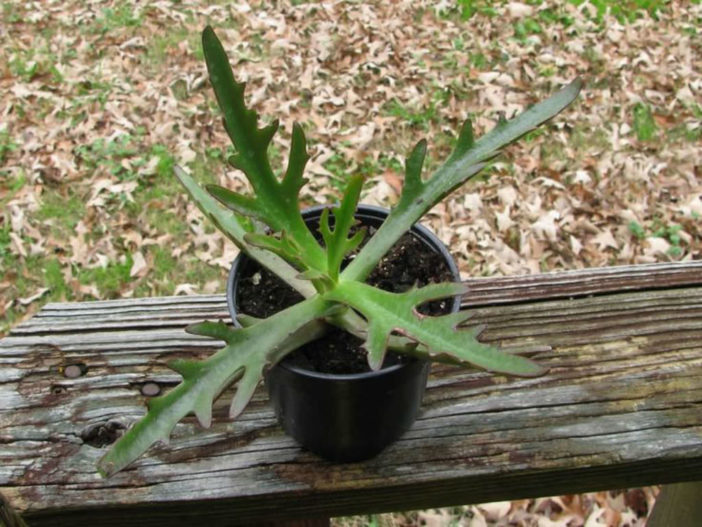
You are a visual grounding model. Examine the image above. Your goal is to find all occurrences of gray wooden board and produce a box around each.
[1,262,701,525]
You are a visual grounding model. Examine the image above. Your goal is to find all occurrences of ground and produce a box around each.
[0,0,699,524]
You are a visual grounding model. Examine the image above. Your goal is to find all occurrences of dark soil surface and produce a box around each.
[236,225,455,374]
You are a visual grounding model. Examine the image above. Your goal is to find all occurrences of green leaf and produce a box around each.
[202,26,275,185]
[185,320,233,341]
[449,119,475,160]
[244,231,306,271]
[173,166,315,298]
[174,168,375,342]
[281,122,310,197]
[402,139,428,203]
[97,295,332,477]
[318,174,366,281]
[201,26,325,272]
[342,79,583,283]
[206,184,264,221]
[632,102,657,141]
[325,281,546,376]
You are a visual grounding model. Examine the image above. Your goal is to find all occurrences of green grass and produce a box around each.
[567,0,668,22]
[323,153,354,193]
[74,135,140,180]
[667,104,701,143]
[632,103,658,142]
[1,1,22,23]
[652,219,685,257]
[628,221,647,240]
[668,123,702,143]
[513,18,544,41]
[73,137,177,210]
[152,246,177,278]
[149,144,177,179]
[44,258,72,301]
[74,79,113,107]
[147,27,190,65]
[0,138,231,332]
[0,251,70,333]
[455,0,498,20]
[323,151,406,194]
[89,3,144,34]
[77,255,134,298]
[469,52,489,69]
[6,41,64,84]
[540,123,609,169]
[629,219,687,257]
[0,224,12,262]
[37,190,86,234]
[449,0,669,24]
[383,94,444,131]
[144,25,205,69]
[537,7,575,27]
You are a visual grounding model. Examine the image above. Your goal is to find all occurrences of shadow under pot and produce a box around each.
[227,204,461,462]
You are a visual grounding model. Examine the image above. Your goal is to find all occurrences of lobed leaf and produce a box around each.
[400,139,428,204]
[201,26,276,189]
[173,166,315,298]
[342,79,583,283]
[319,174,366,282]
[97,296,332,477]
[325,281,547,376]
[449,119,475,160]
[281,122,310,198]
[202,26,325,273]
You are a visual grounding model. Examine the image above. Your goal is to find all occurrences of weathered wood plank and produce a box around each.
[11,261,702,335]
[0,263,700,525]
[460,260,702,306]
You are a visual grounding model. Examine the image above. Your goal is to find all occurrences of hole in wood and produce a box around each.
[141,382,161,397]
[80,421,126,447]
[50,385,68,395]
[63,363,87,378]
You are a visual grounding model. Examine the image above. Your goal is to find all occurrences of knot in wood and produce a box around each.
[80,421,126,447]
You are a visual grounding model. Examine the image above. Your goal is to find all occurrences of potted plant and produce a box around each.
[97,26,581,477]
[228,203,463,462]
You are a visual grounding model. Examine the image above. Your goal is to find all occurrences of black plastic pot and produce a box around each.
[227,205,461,462]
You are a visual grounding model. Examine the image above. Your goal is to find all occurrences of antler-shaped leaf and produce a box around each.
[342,79,583,282]
[202,27,325,273]
[325,280,546,376]
[175,165,403,350]
[97,295,331,477]
[319,174,366,281]
[174,166,316,298]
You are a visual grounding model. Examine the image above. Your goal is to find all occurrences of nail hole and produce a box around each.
[141,382,161,397]
[50,385,67,395]
[80,421,126,447]
[63,363,87,378]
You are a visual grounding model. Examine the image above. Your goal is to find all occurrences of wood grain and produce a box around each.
[1,262,701,525]
[461,260,702,306]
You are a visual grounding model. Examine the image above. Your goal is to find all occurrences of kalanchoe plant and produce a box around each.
[97,26,582,477]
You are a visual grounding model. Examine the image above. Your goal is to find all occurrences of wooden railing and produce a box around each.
[1,261,701,526]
